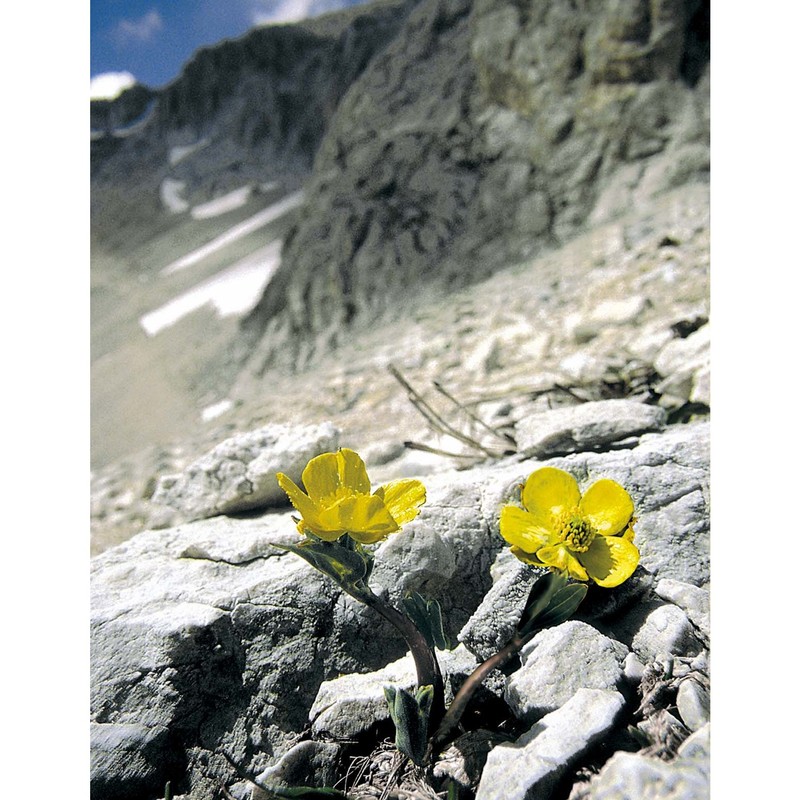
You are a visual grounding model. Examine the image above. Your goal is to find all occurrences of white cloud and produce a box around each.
[113,9,164,46]
[90,71,137,101]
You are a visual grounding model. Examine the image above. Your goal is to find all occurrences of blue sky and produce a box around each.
[91,0,366,96]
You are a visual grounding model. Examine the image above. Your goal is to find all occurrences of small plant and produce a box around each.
[273,449,640,794]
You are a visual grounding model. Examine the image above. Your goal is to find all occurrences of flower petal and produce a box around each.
[375,479,426,526]
[509,545,545,566]
[277,472,320,530]
[499,505,553,554]
[521,467,581,517]
[579,479,634,535]
[337,448,372,495]
[536,544,589,581]
[336,495,399,543]
[301,452,345,504]
[622,519,636,542]
[578,534,639,588]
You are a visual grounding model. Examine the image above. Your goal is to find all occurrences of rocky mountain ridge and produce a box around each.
[91,0,423,252]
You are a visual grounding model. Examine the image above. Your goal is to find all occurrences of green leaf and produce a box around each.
[534,583,588,628]
[402,592,450,650]
[517,572,567,635]
[384,684,434,765]
[273,541,371,594]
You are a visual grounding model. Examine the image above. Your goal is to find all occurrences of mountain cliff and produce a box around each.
[239,0,709,370]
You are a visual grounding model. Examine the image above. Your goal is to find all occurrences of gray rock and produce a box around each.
[568,420,710,586]
[655,579,710,642]
[150,422,339,522]
[433,729,507,791]
[676,679,710,732]
[310,645,479,739]
[654,324,710,408]
[678,721,710,761]
[90,421,709,797]
[90,722,172,800]
[570,296,648,343]
[90,513,362,796]
[514,399,667,458]
[582,724,710,799]
[458,560,542,661]
[632,604,704,663]
[623,652,646,685]
[506,621,629,721]
[251,741,342,798]
[475,689,626,800]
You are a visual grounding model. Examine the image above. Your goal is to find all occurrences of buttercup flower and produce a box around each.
[500,466,639,588]
[277,448,426,544]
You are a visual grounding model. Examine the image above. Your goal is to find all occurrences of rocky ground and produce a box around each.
[91,181,708,555]
[91,412,709,800]
[90,2,710,797]
[90,181,710,799]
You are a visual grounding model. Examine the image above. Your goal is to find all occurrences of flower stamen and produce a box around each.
[555,509,596,553]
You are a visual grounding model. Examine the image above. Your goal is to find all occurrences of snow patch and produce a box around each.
[160,179,189,214]
[202,399,234,422]
[90,72,136,100]
[191,186,252,220]
[139,240,283,336]
[161,190,304,275]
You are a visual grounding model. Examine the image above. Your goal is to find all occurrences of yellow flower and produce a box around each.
[277,448,426,545]
[499,466,639,588]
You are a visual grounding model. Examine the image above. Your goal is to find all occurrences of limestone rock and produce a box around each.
[251,741,342,798]
[570,296,648,343]
[90,722,173,800]
[242,0,709,366]
[150,421,339,522]
[309,646,479,739]
[581,723,710,800]
[475,689,626,800]
[676,679,710,732]
[90,421,709,797]
[655,578,710,642]
[433,729,507,792]
[632,604,704,663]
[514,399,667,458]
[654,324,710,408]
[90,514,363,796]
[458,560,543,661]
[505,621,629,721]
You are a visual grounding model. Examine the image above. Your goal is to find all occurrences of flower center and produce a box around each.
[554,508,596,553]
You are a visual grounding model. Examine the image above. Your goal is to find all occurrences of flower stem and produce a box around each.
[358,585,446,728]
[428,628,536,756]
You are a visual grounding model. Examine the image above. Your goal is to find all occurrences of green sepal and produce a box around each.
[384,684,434,766]
[517,572,567,636]
[402,592,450,650]
[534,582,588,628]
[273,540,372,596]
